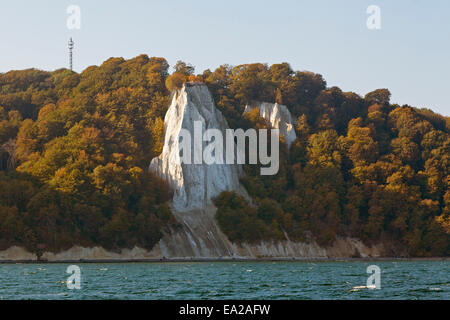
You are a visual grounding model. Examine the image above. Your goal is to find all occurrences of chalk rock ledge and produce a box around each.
[244,102,297,147]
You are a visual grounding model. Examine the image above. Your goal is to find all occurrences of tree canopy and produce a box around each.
[0,56,448,257]
[0,55,178,255]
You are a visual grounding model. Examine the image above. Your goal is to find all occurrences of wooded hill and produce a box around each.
[0,55,448,256]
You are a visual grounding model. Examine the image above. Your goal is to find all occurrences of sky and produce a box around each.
[0,0,449,116]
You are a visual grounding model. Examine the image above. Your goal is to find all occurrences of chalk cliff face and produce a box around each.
[0,246,37,261]
[148,83,248,257]
[244,102,297,147]
[150,83,247,212]
[0,238,386,261]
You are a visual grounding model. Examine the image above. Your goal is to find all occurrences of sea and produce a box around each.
[0,260,448,300]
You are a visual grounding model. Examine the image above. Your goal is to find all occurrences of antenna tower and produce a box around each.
[68,38,74,71]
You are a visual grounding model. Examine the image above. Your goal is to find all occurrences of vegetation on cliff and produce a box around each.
[0,55,448,256]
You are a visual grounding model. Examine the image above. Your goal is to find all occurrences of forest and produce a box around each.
[0,55,448,256]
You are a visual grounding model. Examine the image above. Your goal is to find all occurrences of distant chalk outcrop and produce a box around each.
[244,102,297,148]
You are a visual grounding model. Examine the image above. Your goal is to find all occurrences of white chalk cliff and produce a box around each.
[149,83,248,212]
[244,102,297,147]
[148,83,248,257]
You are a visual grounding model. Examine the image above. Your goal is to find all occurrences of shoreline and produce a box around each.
[1,257,448,264]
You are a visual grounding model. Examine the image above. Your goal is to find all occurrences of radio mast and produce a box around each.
[68,38,74,71]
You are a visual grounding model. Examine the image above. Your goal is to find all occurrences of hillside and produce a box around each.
[0,55,448,257]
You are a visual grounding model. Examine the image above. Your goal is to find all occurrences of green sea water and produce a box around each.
[0,261,448,300]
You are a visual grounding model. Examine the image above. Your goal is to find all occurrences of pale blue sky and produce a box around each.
[1,0,449,115]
